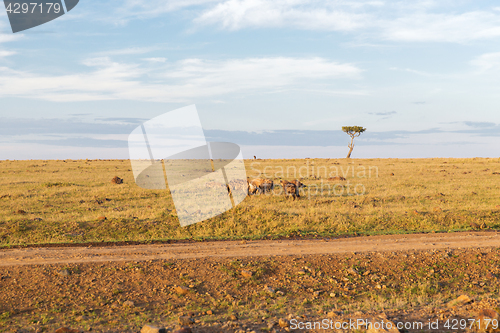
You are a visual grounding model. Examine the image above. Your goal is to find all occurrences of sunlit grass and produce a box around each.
[0,157,499,246]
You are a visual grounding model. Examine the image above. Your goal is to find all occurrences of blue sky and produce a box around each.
[1,0,500,159]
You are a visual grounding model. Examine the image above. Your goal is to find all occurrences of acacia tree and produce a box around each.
[342,126,366,158]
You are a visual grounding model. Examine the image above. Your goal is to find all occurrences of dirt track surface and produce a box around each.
[2,231,499,267]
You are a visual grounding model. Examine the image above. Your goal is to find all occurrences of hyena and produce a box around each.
[280,180,300,200]
[248,178,274,195]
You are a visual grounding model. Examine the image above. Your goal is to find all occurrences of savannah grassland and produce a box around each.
[1,157,500,247]
[2,158,500,332]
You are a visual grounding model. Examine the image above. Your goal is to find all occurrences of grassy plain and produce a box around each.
[1,158,500,247]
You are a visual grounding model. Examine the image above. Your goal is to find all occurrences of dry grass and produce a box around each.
[1,158,500,247]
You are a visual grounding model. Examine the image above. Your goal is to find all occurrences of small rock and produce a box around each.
[446,295,473,308]
[264,285,275,293]
[123,300,135,307]
[279,318,289,328]
[57,269,70,277]
[476,309,500,333]
[297,269,306,275]
[175,286,190,296]
[347,267,358,275]
[329,292,336,297]
[206,310,213,315]
[141,324,167,333]
[111,176,123,184]
[241,270,253,278]
[178,316,194,326]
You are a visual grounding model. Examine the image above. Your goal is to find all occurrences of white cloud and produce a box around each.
[143,57,167,63]
[94,47,160,56]
[381,11,500,42]
[0,31,21,59]
[0,34,22,43]
[192,0,500,43]
[0,50,15,57]
[195,0,372,31]
[102,0,219,24]
[471,52,500,72]
[0,56,363,102]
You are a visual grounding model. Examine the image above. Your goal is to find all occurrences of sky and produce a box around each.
[0,0,500,159]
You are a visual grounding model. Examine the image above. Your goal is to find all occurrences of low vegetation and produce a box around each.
[0,158,499,247]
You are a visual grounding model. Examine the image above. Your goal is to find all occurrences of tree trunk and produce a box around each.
[346,136,354,158]
[346,146,353,158]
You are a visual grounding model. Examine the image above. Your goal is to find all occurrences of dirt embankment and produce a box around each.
[1,232,500,333]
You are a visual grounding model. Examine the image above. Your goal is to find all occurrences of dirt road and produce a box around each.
[1,231,499,267]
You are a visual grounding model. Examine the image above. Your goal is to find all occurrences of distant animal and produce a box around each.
[254,156,256,160]
[248,178,274,195]
[280,180,300,200]
[111,176,123,184]
[328,176,346,181]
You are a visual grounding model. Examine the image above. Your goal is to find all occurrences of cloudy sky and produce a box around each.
[1,0,500,159]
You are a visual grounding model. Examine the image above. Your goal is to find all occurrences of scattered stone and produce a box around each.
[178,316,194,326]
[206,310,213,315]
[123,300,135,307]
[141,324,167,333]
[264,285,275,294]
[111,176,123,184]
[279,318,289,328]
[241,270,253,278]
[175,286,190,296]
[57,269,70,277]
[328,176,346,181]
[476,308,500,333]
[446,295,473,308]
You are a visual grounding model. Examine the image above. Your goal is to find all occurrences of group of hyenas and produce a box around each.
[205,178,305,200]
[248,178,305,200]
